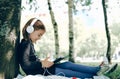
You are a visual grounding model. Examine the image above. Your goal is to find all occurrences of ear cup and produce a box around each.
[26,18,38,33]
[26,25,34,33]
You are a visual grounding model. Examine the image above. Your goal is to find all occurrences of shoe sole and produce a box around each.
[105,63,118,74]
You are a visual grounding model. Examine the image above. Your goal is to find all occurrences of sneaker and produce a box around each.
[97,64,109,75]
[104,63,118,75]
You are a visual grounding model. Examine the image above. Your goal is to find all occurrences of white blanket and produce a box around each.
[15,74,71,79]
[15,74,110,79]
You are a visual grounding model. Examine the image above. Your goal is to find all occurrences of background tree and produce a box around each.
[102,0,111,64]
[0,0,21,79]
[47,0,59,58]
[68,0,74,62]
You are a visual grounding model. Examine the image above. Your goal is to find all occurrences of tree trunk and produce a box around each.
[0,0,21,79]
[68,0,74,62]
[47,0,59,58]
[102,0,111,64]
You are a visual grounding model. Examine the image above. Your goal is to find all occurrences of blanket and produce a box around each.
[15,74,71,79]
[15,74,110,79]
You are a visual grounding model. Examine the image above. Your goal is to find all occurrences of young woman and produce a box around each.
[18,18,116,79]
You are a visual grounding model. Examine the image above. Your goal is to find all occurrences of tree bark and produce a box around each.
[0,0,21,79]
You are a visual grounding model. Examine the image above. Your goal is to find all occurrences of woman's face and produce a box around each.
[29,29,45,43]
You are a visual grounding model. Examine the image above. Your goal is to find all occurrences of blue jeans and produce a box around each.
[55,62,100,79]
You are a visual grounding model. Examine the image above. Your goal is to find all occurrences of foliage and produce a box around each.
[110,23,120,39]
[80,0,92,6]
[73,0,92,14]
[76,32,107,58]
[23,0,39,12]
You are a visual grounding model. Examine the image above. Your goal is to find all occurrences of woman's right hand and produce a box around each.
[41,57,54,68]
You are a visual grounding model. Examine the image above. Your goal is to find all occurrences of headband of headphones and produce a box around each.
[26,18,38,33]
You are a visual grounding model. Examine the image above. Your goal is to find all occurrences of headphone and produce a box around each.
[26,18,38,33]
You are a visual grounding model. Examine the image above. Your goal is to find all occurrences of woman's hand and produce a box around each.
[41,57,54,68]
